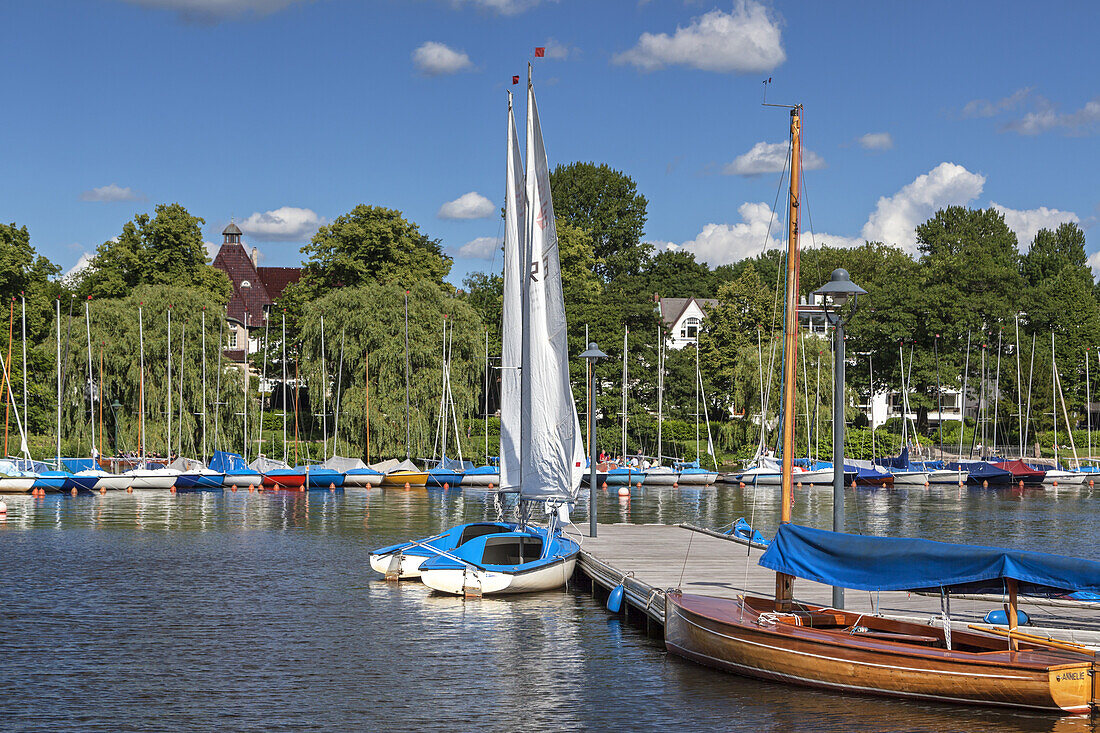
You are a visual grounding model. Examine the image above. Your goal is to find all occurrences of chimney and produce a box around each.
[251,247,259,267]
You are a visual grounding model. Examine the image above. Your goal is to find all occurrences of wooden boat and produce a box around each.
[666,591,1098,714]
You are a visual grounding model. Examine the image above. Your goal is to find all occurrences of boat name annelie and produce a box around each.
[1054,671,1087,682]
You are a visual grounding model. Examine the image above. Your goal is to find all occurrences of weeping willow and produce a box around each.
[295,279,485,462]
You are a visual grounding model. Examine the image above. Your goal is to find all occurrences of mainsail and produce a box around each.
[519,75,585,501]
[500,93,525,489]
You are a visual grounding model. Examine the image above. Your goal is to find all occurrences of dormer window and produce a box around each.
[241,280,251,288]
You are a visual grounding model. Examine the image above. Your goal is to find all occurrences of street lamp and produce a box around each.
[579,341,608,538]
[812,268,867,610]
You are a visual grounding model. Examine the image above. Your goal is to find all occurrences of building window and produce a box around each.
[227,329,238,349]
[241,280,251,288]
[680,317,701,340]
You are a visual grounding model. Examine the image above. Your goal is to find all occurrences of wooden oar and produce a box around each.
[968,624,1097,655]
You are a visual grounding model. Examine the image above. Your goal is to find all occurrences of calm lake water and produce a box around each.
[0,483,1097,732]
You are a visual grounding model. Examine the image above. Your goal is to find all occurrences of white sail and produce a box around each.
[500,94,525,490]
[520,77,584,501]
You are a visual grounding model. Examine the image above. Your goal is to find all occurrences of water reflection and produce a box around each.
[0,484,1096,730]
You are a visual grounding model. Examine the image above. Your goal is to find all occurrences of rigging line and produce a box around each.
[677,529,696,590]
[759,136,792,259]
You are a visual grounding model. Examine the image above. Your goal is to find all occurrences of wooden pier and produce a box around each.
[571,523,1100,649]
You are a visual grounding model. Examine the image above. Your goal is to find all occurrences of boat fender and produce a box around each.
[607,584,625,613]
[983,608,1030,626]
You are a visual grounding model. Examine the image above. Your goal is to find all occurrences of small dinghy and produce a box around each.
[725,517,769,547]
[322,456,382,487]
[169,457,224,491]
[370,521,516,579]
[209,450,262,488]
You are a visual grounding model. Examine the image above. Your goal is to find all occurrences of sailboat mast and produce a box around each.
[281,312,288,463]
[178,322,186,457]
[1051,333,1058,466]
[214,309,223,454]
[167,307,172,458]
[657,326,664,464]
[364,350,370,462]
[55,299,61,468]
[21,294,26,441]
[333,327,345,460]
[1087,348,1092,461]
[959,331,971,458]
[1015,315,1023,458]
[484,331,489,464]
[320,315,328,460]
[776,105,802,609]
[695,340,701,460]
[621,326,628,460]
[139,305,145,463]
[404,290,411,458]
[993,329,1001,457]
[84,297,95,457]
[258,313,270,459]
[201,309,207,464]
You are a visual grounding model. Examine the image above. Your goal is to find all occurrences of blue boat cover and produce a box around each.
[62,457,96,472]
[758,524,1100,596]
[209,450,252,473]
[946,461,1011,480]
[875,446,913,471]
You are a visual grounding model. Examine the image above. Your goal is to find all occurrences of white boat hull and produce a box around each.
[0,477,36,492]
[420,554,577,596]
[1043,470,1088,485]
[642,469,679,485]
[927,469,969,485]
[890,471,931,486]
[736,468,832,486]
[677,472,719,485]
[223,473,263,487]
[79,471,134,491]
[342,473,383,487]
[369,552,428,579]
[127,470,180,489]
[460,472,500,487]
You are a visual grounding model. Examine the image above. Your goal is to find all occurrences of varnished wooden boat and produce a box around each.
[666,592,1098,714]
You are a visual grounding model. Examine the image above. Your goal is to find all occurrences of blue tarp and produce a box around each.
[946,460,1012,481]
[209,451,253,473]
[875,446,913,471]
[758,524,1100,596]
[62,457,96,472]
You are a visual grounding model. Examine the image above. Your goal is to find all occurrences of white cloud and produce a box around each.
[723,141,824,176]
[962,87,1032,118]
[238,206,326,241]
[861,163,987,253]
[79,183,145,202]
[61,252,94,284]
[613,0,785,73]
[458,236,503,259]
[858,132,893,151]
[451,0,547,14]
[541,38,574,60]
[681,202,779,265]
[1006,97,1100,136]
[438,191,496,220]
[117,0,303,22]
[413,41,474,76]
[1087,251,1100,281]
[991,202,1079,250]
[204,240,219,261]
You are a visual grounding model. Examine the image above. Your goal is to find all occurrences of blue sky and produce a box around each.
[2,0,1098,286]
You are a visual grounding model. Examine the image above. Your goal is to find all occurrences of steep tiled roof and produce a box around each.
[213,242,303,329]
[256,266,301,301]
[658,297,717,328]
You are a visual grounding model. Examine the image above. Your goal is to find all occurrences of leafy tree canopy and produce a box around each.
[78,203,230,301]
[549,162,649,282]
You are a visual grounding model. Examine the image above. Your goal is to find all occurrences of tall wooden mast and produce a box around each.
[775,105,802,610]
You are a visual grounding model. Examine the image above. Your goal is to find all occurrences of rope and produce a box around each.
[677,529,696,589]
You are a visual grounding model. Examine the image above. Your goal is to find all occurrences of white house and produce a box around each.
[658,297,717,350]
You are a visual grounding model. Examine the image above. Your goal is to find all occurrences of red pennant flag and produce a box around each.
[534,47,545,57]
[512,75,519,84]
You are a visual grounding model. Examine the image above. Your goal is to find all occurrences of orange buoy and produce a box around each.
[1019,480,1024,488]
[601,482,608,490]
[101,486,107,495]
[231,485,237,492]
[487,482,494,489]
[796,481,802,489]
[1090,479,1095,487]
[673,482,679,488]
[299,485,305,492]
[850,480,857,488]
[170,486,177,494]
[329,482,336,492]
[404,482,411,490]
[738,482,745,488]
[443,482,449,490]
[71,487,78,496]
[126,486,133,494]
[958,481,964,487]
[982,480,988,488]
[924,481,929,488]
[1053,480,1058,487]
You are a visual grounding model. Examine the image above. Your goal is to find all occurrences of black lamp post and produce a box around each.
[579,342,608,537]
[812,268,867,610]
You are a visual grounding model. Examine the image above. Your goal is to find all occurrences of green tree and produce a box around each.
[549,162,649,282]
[291,205,451,301]
[638,249,719,299]
[77,204,230,301]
